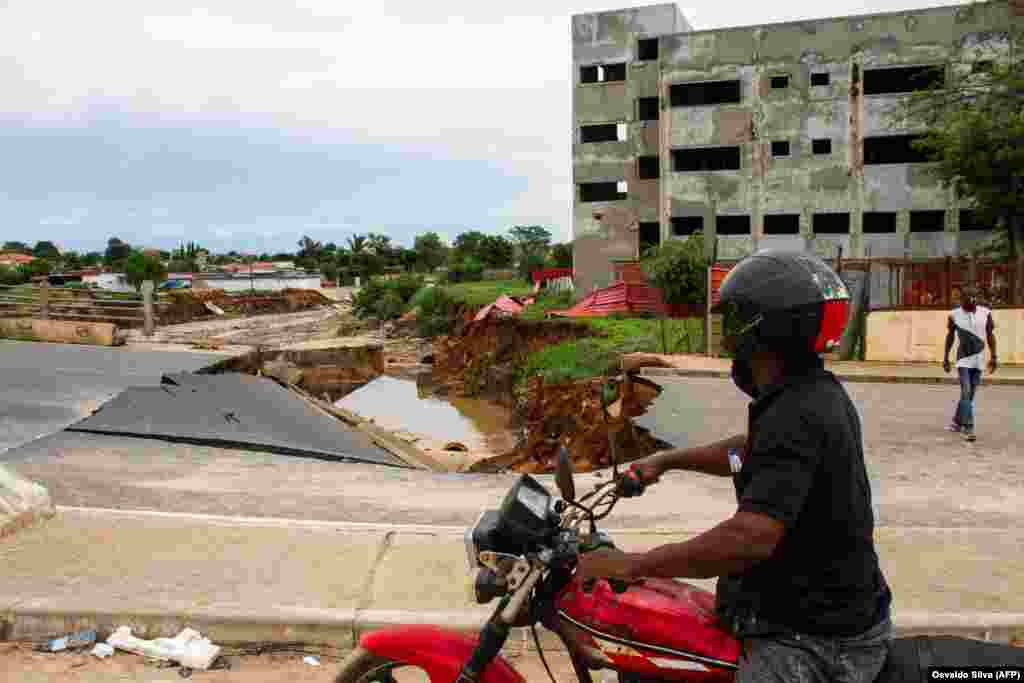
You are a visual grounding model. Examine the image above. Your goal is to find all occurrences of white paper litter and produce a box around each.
[106,626,221,671]
[91,643,114,659]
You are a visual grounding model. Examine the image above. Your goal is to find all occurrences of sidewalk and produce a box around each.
[3,508,1023,652]
[627,354,1024,386]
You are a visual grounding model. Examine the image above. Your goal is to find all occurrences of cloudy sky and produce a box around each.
[2,0,965,255]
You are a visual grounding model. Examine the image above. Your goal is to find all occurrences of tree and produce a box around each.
[105,237,131,266]
[124,251,167,291]
[396,247,418,272]
[365,233,396,260]
[894,27,1024,303]
[297,235,322,261]
[172,242,204,272]
[2,241,30,254]
[452,231,488,261]
[549,243,573,269]
[480,235,515,268]
[413,232,448,272]
[32,241,60,259]
[18,259,51,280]
[62,251,83,270]
[509,225,552,255]
[641,232,708,306]
[81,252,103,267]
[509,225,553,280]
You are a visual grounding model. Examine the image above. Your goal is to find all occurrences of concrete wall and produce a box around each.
[196,276,323,293]
[0,318,119,346]
[866,308,1024,364]
[571,0,1017,296]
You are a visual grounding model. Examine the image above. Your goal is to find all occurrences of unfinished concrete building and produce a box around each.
[571,1,1018,296]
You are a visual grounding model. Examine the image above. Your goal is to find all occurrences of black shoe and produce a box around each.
[963,430,977,442]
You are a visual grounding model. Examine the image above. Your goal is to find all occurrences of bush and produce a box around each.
[350,274,426,321]
[415,286,460,338]
[447,257,484,284]
[641,233,707,307]
[392,274,426,302]
[0,266,29,286]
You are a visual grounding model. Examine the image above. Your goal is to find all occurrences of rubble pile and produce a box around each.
[431,317,591,404]
[468,374,668,474]
[160,289,331,324]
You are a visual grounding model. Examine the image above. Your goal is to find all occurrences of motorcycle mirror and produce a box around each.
[555,445,576,503]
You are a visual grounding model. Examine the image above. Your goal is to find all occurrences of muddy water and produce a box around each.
[335,375,518,454]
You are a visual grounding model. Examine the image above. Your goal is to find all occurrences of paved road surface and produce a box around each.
[0,341,223,455]
[7,377,1022,530]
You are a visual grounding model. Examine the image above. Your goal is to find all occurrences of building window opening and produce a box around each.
[639,222,661,254]
[581,63,627,84]
[638,38,658,61]
[671,216,704,236]
[813,213,850,234]
[764,214,800,235]
[717,215,751,235]
[670,80,741,107]
[672,146,741,172]
[771,140,791,157]
[580,123,622,143]
[580,182,627,202]
[910,210,945,233]
[864,134,930,164]
[770,75,790,89]
[959,210,983,231]
[811,72,830,86]
[637,97,660,121]
[863,65,944,95]
[863,212,897,233]
[637,156,660,179]
[812,138,832,155]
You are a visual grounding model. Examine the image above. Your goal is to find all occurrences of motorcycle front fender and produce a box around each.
[353,625,525,683]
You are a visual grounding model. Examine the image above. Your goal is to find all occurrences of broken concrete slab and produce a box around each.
[0,465,55,539]
[66,372,406,467]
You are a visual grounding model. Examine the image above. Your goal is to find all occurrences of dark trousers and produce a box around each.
[737,617,892,683]
[953,367,982,430]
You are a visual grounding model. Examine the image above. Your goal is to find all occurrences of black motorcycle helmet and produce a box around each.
[712,250,851,363]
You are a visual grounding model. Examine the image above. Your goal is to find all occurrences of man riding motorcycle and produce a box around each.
[577,250,893,683]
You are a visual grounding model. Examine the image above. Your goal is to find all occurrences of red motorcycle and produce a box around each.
[336,448,1024,683]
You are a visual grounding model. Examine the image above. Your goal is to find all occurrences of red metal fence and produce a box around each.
[876,258,1017,309]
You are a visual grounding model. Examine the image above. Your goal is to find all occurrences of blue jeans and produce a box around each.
[737,617,893,683]
[954,367,982,430]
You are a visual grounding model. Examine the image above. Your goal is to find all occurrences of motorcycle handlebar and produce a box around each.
[615,466,646,498]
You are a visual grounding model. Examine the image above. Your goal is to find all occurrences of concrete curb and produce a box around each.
[4,606,1023,651]
[639,367,1024,386]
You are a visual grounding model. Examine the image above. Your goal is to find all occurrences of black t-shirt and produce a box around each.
[715,356,892,637]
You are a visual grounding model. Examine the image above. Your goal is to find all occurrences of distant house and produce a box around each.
[220,261,277,274]
[0,253,36,268]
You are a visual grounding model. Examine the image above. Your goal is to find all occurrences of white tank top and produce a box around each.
[950,306,990,370]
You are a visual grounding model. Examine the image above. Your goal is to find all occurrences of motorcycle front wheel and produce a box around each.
[334,647,430,683]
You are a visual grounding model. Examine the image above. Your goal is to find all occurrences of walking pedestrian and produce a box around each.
[943,285,998,441]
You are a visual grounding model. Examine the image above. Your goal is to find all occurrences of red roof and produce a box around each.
[0,253,36,265]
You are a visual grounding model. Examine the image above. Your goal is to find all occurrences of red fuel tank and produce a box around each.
[556,577,740,681]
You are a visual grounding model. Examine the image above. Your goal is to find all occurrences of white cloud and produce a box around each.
[1,0,975,250]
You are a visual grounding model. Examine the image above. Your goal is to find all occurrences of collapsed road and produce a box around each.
[66,372,407,468]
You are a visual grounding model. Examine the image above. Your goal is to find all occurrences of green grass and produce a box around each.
[442,279,535,307]
[426,279,707,386]
[517,316,705,386]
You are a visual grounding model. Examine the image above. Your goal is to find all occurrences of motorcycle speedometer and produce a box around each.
[494,475,557,553]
